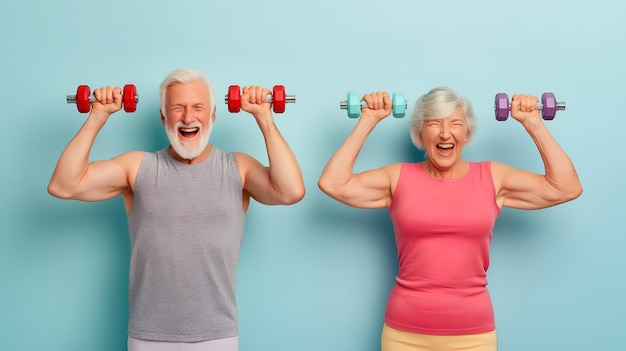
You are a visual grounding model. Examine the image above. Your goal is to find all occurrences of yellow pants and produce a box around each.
[381,324,497,351]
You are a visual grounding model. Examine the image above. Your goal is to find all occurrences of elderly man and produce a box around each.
[48,69,305,351]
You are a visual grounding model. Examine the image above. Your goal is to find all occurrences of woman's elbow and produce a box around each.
[553,182,583,205]
[318,179,349,204]
[317,178,335,198]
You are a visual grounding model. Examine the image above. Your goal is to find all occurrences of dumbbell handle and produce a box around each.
[223,95,296,104]
[509,102,566,111]
[66,94,139,104]
[340,100,408,110]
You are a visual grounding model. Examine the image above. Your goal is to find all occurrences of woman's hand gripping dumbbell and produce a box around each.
[495,92,565,121]
[67,84,138,113]
[340,91,407,118]
[225,85,296,113]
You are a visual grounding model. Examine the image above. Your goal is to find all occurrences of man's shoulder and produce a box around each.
[231,151,259,167]
[116,150,148,164]
[112,150,148,179]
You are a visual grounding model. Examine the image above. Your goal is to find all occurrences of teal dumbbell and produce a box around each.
[339,91,407,118]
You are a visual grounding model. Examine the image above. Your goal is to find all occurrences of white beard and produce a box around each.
[165,119,213,160]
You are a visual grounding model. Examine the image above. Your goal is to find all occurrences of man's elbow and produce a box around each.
[568,183,583,202]
[283,186,306,205]
[47,182,75,200]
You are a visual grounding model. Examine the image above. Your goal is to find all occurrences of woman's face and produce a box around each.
[419,106,470,172]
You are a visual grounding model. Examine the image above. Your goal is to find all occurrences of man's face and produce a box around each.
[161,80,215,160]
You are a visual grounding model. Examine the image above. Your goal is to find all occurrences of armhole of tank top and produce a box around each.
[389,162,408,210]
[127,152,153,216]
[129,151,148,189]
[484,161,501,211]
[136,152,155,180]
[227,152,244,204]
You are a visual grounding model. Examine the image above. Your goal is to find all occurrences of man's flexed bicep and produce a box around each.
[48,151,143,202]
[236,152,304,206]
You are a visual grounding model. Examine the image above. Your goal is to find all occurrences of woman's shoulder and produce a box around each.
[484,160,514,173]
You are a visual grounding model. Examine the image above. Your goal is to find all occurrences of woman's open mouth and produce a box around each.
[436,143,454,156]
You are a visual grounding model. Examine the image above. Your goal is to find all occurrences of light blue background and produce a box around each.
[1,1,624,350]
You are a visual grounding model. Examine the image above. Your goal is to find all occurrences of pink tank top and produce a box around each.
[386,162,501,335]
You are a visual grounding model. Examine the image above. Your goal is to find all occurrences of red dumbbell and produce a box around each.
[67,84,139,113]
[224,85,296,113]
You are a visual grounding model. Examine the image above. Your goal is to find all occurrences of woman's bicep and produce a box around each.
[494,162,562,210]
[321,166,396,209]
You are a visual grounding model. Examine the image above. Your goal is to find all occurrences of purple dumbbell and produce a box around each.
[494,92,566,121]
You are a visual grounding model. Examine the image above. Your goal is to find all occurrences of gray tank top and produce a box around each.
[127,146,244,342]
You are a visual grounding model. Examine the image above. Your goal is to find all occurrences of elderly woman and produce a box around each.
[317,87,582,351]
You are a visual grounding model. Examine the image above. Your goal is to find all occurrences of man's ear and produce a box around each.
[212,106,216,122]
[160,110,166,125]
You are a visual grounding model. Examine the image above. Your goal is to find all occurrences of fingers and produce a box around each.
[362,91,390,110]
[360,91,392,121]
[93,86,122,105]
[241,85,271,104]
[511,94,539,112]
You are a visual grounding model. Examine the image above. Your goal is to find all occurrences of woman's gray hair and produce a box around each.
[409,87,477,150]
[159,69,215,120]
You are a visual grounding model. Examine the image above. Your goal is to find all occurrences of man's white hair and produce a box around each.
[159,69,215,120]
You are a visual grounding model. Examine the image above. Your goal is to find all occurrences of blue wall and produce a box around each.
[1,1,624,350]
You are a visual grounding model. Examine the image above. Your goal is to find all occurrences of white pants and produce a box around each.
[128,336,238,351]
